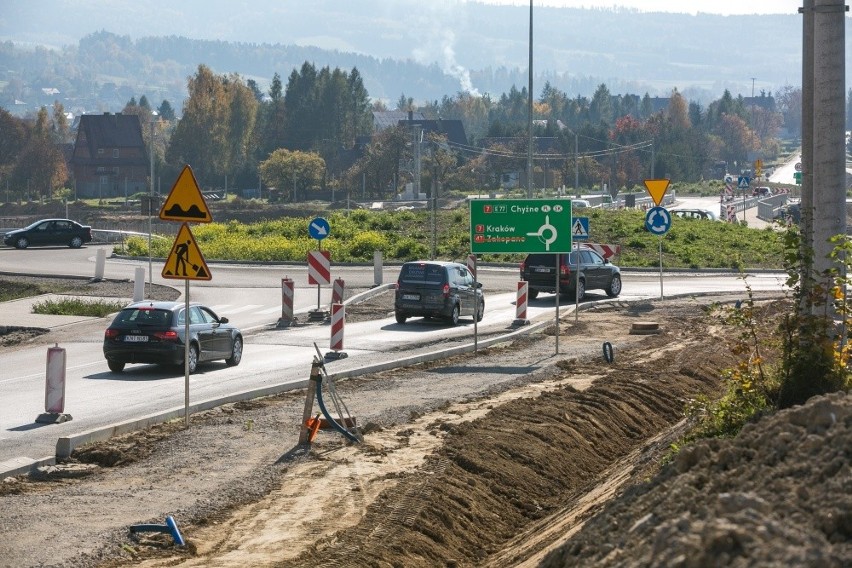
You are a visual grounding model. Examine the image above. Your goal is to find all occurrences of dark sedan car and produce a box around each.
[3,218,92,249]
[103,301,243,373]
[520,248,621,301]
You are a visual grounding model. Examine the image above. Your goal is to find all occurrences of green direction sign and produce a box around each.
[470,198,574,254]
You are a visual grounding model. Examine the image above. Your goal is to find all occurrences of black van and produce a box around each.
[394,261,484,325]
[520,249,621,301]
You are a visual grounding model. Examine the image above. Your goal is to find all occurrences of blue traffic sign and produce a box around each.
[308,217,330,240]
[737,175,750,189]
[572,217,589,240]
[645,206,671,236]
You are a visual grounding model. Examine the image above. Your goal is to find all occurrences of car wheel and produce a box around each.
[395,312,407,324]
[476,299,484,322]
[606,274,622,297]
[575,279,586,301]
[528,288,539,300]
[15,237,28,249]
[69,236,83,248]
[226,336,243,366]
[448,304,460,326]
[187,343,199,374]
[107,360,125,373]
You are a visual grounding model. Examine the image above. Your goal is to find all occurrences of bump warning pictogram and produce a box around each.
[159,165,212,223]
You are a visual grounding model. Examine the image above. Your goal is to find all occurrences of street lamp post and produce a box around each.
[148,113,157,297]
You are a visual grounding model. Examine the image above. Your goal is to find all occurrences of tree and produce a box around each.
[344,125,409,199]
[776,85,802,139]
[259,148,325,202]
[0,108,28,197]
[166,65,259,186]
[589,83,614,126]
[52,100,71,143]
[12,106,67,200]
[157,100,176,121]
[422,132,458,196]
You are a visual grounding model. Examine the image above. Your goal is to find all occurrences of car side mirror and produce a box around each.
[476,282,483,289]
[219,316,229,324]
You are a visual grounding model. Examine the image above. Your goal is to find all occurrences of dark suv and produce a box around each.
[520,249,621,301]
[394,261,484,325]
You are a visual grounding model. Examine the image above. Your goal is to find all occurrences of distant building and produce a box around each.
[71,112,149,199]
[372,110,468,147]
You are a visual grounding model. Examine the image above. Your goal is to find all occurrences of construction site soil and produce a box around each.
[1,278,850,568]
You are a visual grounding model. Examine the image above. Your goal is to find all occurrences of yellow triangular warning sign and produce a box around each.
[162,223,212,281]
[643,178,671,207]
[159,165,212,223]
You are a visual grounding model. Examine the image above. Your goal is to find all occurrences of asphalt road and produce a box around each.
[0,228,790,477]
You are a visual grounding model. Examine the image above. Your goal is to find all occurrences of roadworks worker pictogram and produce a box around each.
[162,223,212,281]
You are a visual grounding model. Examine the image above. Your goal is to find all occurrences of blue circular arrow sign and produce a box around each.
[644,206,672,236]
[308,217,330,240]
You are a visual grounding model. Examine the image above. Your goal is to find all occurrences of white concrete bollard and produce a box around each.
[373,250,383,286]
[94,248,106,281]
[133,266,145,301]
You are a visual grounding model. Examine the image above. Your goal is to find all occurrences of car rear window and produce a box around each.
[525,253,578,267]
[112,308,173,327]
[399,263,447,284]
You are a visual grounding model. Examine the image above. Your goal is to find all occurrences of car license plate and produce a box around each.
[402,293,420,301]
[535,268,550,273]
[124,335,148,342]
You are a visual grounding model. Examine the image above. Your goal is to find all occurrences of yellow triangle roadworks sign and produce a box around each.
[643,178,671,207]
[162,223,212,281]
[159,165,212,223]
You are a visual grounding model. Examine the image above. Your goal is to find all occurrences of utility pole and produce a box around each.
[148,114,155,297]
[799,0,815,311]
[527,0,534,198]
[811,0,847,321]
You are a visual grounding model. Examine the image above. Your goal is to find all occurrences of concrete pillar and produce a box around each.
[799,0,814,300]
[811,0,847,300]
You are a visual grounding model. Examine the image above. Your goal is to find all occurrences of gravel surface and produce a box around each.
[1,283,849,567]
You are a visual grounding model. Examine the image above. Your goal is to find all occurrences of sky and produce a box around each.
[471,1,806,16]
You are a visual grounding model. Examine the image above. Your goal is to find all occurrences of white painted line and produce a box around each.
[219,304,263,315]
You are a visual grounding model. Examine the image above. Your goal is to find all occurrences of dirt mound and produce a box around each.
[281,325,729,567]
[544,391,852,567]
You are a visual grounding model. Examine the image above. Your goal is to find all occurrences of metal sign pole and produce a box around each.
[184,279,190,426]
[473,255,478,352]
[316,242,321,311]
[575,248,580,322]
[659,238,664,300]
[555,253,560,354]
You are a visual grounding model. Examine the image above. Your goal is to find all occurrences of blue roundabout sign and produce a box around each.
[644,206,672,236]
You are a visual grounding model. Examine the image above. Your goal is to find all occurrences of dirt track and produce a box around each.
[1,286,850,567]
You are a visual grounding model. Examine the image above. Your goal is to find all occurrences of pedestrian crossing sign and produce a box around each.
[162,222,212,281]
[572,216,589,240]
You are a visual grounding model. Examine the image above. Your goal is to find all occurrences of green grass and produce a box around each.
[31,297,126,317]
[123,206,789,269]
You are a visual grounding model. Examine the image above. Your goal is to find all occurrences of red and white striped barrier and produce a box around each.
[280,277,294,324]
[328,303,346,357]
[35,344,71,424]
[331,278,345,304]
[514,281,529,326]
[467,254,477,277]
[580,243,620,260]
[308,250,331,285]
